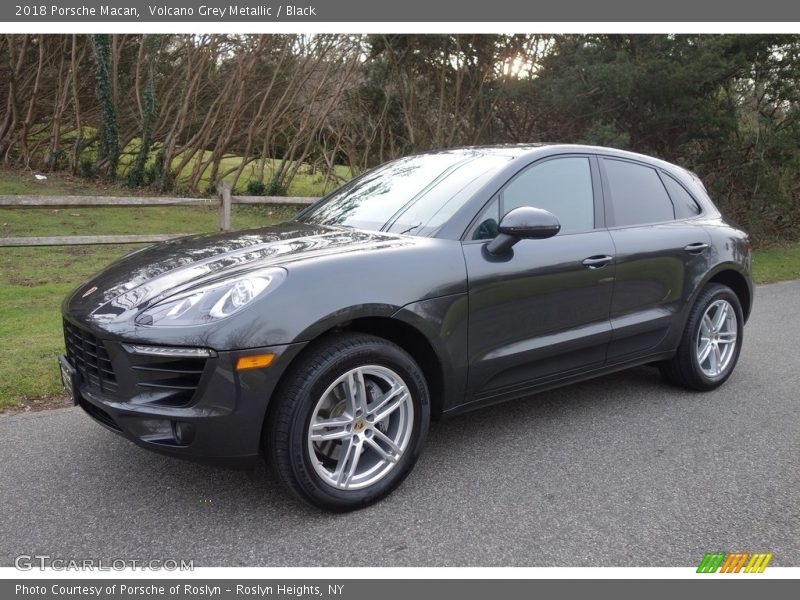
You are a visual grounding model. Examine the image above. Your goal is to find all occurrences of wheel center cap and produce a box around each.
[354,419,366,433]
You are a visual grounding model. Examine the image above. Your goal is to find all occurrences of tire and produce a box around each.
[660,283,744,391]
[265,332,430,511]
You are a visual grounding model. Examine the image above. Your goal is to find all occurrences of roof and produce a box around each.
[412,143,694,178]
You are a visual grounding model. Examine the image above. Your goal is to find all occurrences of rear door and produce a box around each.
[462,155,616,405]
[599,157,712,362]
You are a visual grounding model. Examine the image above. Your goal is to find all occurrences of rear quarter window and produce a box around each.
[661,173,702,219]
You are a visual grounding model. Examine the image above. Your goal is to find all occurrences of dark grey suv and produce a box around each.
[61,144,752,511]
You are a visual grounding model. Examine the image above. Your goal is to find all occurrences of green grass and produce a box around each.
[0,246,132,408]
[0,167,139,197]
[166,153,351,196]
[9,133,350,197]
[1,204,298,237]
[2,153,348,200]
[751,242,800,284]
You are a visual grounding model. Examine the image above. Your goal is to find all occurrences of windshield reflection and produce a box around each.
[298,151,511,236]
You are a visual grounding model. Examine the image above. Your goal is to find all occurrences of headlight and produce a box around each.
[135,268,286,326]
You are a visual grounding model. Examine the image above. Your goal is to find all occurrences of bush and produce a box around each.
[124,165,144,188]
[144,150,175,192]
[143,162,158,186]
[78,155,95,179]
[172,183,193,197]
[245,180,267,195]
[265,176,285,196]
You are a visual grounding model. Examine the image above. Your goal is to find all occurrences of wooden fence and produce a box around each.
[0,182,318,247]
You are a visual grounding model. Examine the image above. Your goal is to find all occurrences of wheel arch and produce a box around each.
[340,317,446,420]
[266,314,448,428]
[704,267,753,322]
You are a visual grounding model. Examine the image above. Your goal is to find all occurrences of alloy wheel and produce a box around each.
[307,365,414,490]
[695,299,738,378]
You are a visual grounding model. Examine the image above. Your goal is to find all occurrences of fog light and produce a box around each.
[235,353,276,371]
[172,421,195,446]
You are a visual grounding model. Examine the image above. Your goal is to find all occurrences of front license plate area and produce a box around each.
[58,355,80,406]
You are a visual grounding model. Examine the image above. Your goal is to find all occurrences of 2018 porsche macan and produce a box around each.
[61,144,752,510]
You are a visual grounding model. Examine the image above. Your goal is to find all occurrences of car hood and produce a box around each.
[65,222,414,320]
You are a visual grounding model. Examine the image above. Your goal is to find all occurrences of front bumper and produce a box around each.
[62,318,306,467]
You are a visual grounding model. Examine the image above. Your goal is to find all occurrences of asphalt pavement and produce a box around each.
[1,280,798,567]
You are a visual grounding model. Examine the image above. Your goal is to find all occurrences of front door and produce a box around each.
[462,155,615,406]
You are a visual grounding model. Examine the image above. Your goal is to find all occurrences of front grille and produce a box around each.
[64,321,118,394]
[64,320,209,407]
[131,357,208,407]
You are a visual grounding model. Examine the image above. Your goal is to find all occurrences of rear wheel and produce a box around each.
[266,333,430,511]
[660,283,744,391]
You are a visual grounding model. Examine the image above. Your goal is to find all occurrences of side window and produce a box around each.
[603,159,675,227]
[471,197,500,240]
[661,173,702,219]
[503,157,595,235]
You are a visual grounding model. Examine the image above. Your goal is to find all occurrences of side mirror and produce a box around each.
[485,206,561,255]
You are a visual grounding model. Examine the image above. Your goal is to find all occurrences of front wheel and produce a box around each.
[266,333,430,511]
[660,283,744,391]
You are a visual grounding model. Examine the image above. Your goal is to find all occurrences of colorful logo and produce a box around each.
[697,552,773,573]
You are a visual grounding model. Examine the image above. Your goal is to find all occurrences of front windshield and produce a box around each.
[296,151,512,236]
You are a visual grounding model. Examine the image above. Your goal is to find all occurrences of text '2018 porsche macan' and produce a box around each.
[61,145,753,511]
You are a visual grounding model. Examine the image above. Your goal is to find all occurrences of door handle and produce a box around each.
[684,242,710,254]
[582,255,613,269]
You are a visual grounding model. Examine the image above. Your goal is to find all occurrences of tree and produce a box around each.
[90,34,119,179]
[124,35,159,188]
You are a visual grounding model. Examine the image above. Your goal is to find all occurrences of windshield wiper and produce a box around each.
[398,222,422,235]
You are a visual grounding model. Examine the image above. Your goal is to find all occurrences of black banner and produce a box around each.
[4,579,799,600]
[3,0,800,22]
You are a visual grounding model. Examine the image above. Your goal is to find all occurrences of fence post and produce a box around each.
[218,181,232,232]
